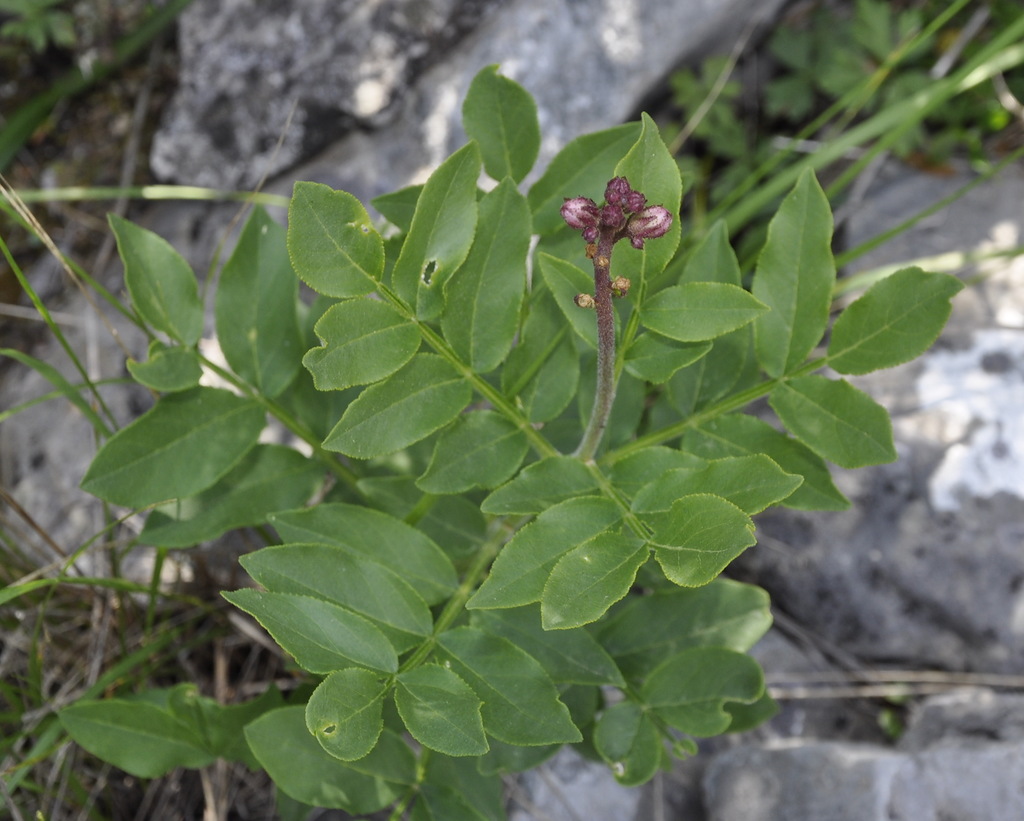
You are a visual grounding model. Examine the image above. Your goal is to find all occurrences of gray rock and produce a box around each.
[152,0,490,189]
[731,161,1024,674]
[152,0,788,195]
[751,628,891,744]
[703,689,1024,821]
[704,743,905,821]
[898,688,1024,750]
[507,747,642,821]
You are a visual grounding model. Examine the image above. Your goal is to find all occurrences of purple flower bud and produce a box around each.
[626,205,673,247]
[625,190,647,213]
[561,197,600,231]
[604,176,631,205]
[601,204,626,230]
[582,226,599,242]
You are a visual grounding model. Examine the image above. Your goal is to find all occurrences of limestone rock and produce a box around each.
[703,689,1024,821]
[508,747,641,821]
[731,162,1024,674]
[151,0,787,195]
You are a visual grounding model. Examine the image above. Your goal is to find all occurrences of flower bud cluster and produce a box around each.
[560,177,672,249]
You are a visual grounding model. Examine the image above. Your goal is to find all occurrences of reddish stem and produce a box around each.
[575,231,618,461]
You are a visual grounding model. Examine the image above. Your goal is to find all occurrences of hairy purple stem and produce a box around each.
[574,232,618,462]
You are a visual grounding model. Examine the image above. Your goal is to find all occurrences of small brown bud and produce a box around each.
[585,243,597,259]
[611,276,631,297]
[574,293,596,309]
[595,255,610,268]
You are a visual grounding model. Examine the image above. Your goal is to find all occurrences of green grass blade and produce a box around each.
[714,1,1024,235]
[0,349,114,436]
[4,185,289,208]
[0,231,118,427]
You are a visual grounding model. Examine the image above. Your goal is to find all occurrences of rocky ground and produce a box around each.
[3,1,1023,819]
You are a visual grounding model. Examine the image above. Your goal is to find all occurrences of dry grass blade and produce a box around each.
[0,174,132,360]
[769,669,1024,700]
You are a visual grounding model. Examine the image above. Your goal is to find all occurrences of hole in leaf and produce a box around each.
[421,260,437,285]
[321,723,337,736]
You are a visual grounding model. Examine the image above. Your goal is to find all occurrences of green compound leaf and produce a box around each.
[641,282,767,342]
[240,543,433,653]
[417,410,529,494]
[528,122,642,234]
[471,607,624,686]
[645,494,756,587]
[828,267,963,374]
[481,455,599,515]
[339,728,417,784]
[356,476,486,561]
[269,503,457,605]
[668,325,759,416]
[477,738,559,776]
[303,297,421,391]
[324,354,471,459]
[641,647,764,737]
[245,706,404,813]
[593,701,662,787]
[500,291,562,395]
[678,219,742,286]
[413,756,504,821]
[537,252,602,350]
[139,444,324,548]
[682,414,850,511]
[624,334,711,384]
[632,454,803,516]
[725,690,780,733]
[541,531,648,630]
[287,181,383,298]
[752,168,835,377]
[514,330,580,423]
[435,626,582,746]
[306,668,385,761]
[597,580,772,681]
[110,214,203,346]
[667,222,754,409]
[172,684,284,770]
[372,184,422,233]
[462,64,540,183]
[468,496,622,610]
[169,684,284,769]
[501,294,579,423]
[126,342,202,392]
[395,665,488,757]
[441,178,531,374]
[59,699,213,778]
[81,387,265,508]
[607,446,700,497]
[391,142,481,318]
[216,206,303,398]
[410,785,491,821]
[222,588,398,674]
[612,111,683,283]
[770,375,897,468]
